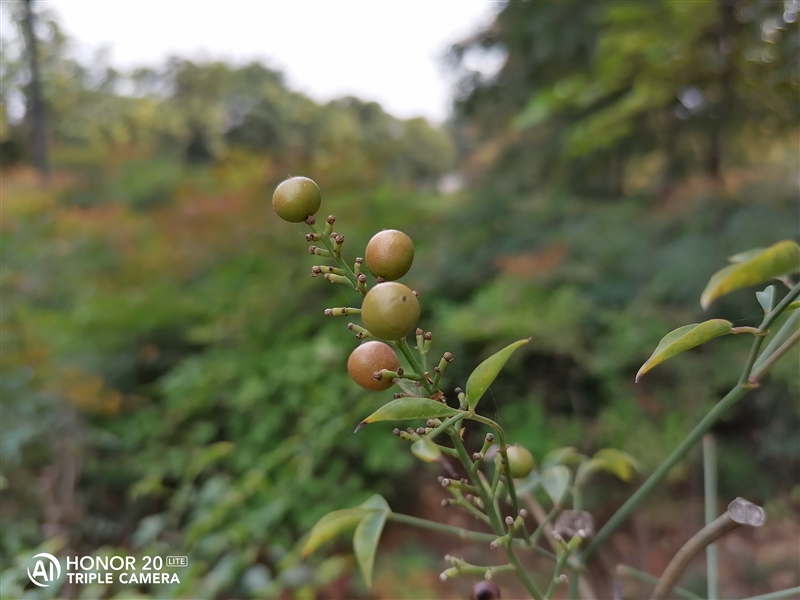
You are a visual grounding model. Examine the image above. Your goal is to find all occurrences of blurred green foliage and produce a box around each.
[2,1,798,598]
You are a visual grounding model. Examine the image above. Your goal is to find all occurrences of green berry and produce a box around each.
[505,444,535,478]
[347,341,401,391]
[365,230,415,280]
[361,282,420,340]
[272,176,321,223]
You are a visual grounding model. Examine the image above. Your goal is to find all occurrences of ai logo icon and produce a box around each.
[28,552,62,588]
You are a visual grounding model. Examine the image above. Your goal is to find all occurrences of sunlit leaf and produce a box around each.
[540,465,572,506]
[701,241,800,309]
[577,449,639,483]
[410,438,442,463]
[353,495,390,588]
[302,509,368,557]
[636,320,734,382]
[540,446,586,471]
[356,398,461,431]
[465,338,530,412]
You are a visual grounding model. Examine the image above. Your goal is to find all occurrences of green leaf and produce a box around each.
[410,438,442,463]
[353,495,390,588]
[786,300,800,312]
[701,241,800,309]
[540,447,586,471]
[636,320,734,382]
[356,398,461,430]
[756,285,776,315]
[577,449,639,483]
[465,338,530,412]
[302,508,369,557]
[540,465,572,506]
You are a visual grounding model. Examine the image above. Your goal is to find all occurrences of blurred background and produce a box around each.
[1,1,798,598]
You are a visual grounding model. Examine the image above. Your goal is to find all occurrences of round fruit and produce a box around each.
[360,282,420,340]
[272,176,321,223]
[505,444,535,478]
[347,341,401,391]
[365,229,415,280]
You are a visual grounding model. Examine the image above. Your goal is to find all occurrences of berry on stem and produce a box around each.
[360,281,420,340]
[365,229,415,280]
[272,176,321,223]
[347,341,401,391]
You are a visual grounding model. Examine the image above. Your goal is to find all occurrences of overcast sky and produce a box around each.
[38,0,500,123]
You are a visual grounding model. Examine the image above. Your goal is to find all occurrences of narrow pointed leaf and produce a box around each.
[465,338,530,412]
[755,285,776,315]
[356,398,460,430]
[540,465,572,506]
[540,447,586,471]
[302,508,368,557]
[410,438,442,463]
[636,320,734,382]
[353,496,389,588]
[786,300,800,312]
[701,241,800,309]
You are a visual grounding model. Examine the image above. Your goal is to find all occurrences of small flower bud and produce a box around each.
[396,367,404,376]
[304,215,316,225]
[308,245,317,254]
[372,371,383,381]
[441,478,451,487]
[454,387,463,394]
[505,516,514,526]
[434,366,441,374]
[407,428,415,434]
[392,428,401,436]
[426,419,437,427]
[376,276,386,284]
[424,331,433,341]
[394,393,405,399]
[441,499,450,507]
[490,540,499,550]
[460,478,469,485]
[354,256,363,264]
[472,452,483,461]
[443,554,452,562]
[412,290,420,298]
[357,273,367,283]
[311,266,322,277]
[416,427,426,435]
[305,233,319,242]
[416,328,424,336]
[443,352,453,362]
[326,215,336,224]
[324,308,333,316]
[485,433,494,442]
[334,234,345,244]
[439,572,448,582]
[519,509,529,518]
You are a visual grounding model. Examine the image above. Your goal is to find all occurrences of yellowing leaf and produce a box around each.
[636,320,733,382]
[410,438,442,463]
[701,241,800,309]
[577,449,639,483]
[302,509,368,557]
[465,338,530,412]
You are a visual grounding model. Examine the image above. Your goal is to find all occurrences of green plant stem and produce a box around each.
[387,511,556,560]
[741,587,800,600]
[568,571,579,600]
[616,565,702,600]
[529,504,560,549]
[703,434,718,600]
[572,485,583,511]
[750,328,800,383]
[393,337,434,395]
[450,431,544,600]
[580,381,751,562]
[753,309,800,371]
[427,413,466,441]
[544,549,571,600]
[467,413,529,537]
[450,489,491,525]
[308,223,360,289]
